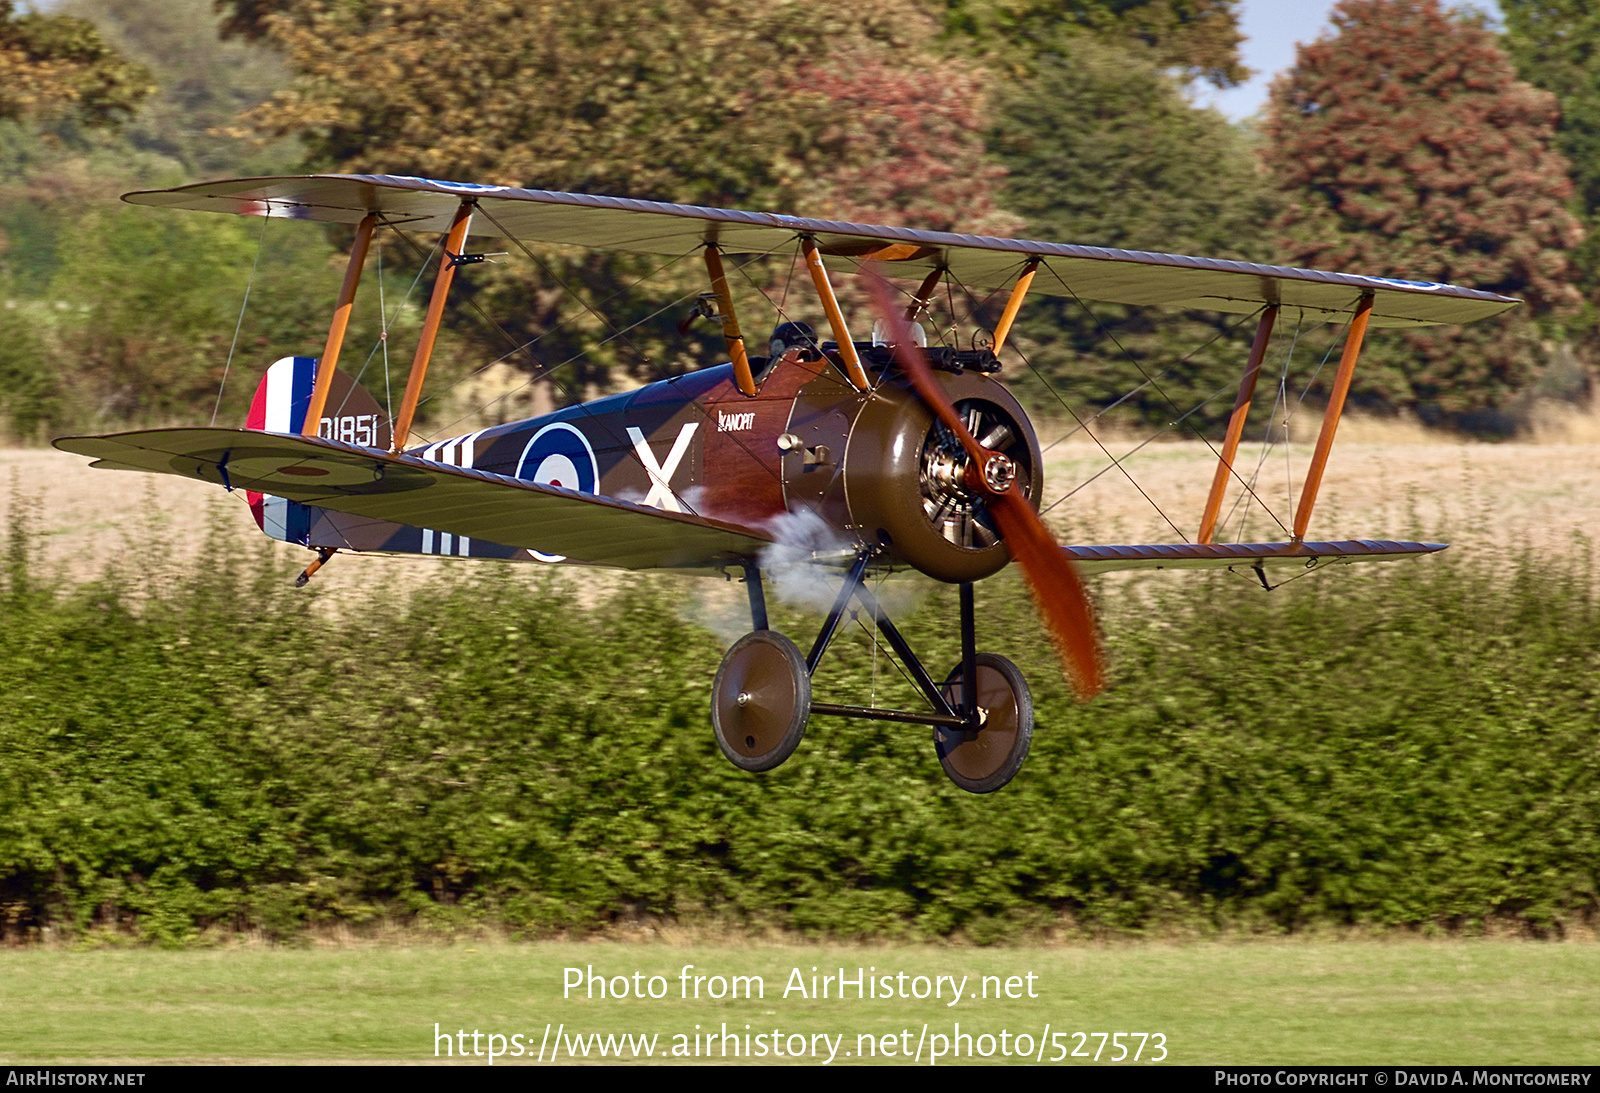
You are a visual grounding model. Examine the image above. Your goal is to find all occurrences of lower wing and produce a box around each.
[55,427,772,571]
[1065,539,1446,576]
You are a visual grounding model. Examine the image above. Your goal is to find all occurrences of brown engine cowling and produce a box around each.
[780,366,1043,584]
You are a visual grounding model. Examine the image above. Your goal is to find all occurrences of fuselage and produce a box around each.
[298,348,1041,582]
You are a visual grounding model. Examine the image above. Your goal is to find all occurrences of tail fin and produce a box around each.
[244,356,390,543]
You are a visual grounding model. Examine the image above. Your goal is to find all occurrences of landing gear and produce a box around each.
[711,630,811,772]
[711,558,1037,793]
[934,653,1033,794]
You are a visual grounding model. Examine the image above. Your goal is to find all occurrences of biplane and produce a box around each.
[54,175,1517,793]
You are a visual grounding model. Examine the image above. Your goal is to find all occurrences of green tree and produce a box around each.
[1263,0,1583,428]
[216,0,1248,85]
[241,0,943,207]
[989,40,1275,433]
[43,204,351,427]
[1501,1,1600,236]
[936,0,1247,85]
[60,0,296,176]
[0,0,151,125]
[0,0,308,437]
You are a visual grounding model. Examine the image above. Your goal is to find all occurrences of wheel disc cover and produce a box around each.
[712,631,809,771]
[938,666,1020,780]
[934,654,1033,793]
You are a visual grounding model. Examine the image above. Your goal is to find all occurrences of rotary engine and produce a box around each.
[782,369,1043,584]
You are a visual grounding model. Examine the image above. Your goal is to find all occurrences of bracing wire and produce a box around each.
[1283,327,1342,532]
[1038,309,1252,453]
[1040,374,1245,516]
[396,231,702,430]
[378,241,391,418]
[417,242,773,436]
[212,213,271,426]
[1040,265,1295,537]
[1010,338,1193,539]
[341,231,438,422]
[851,596,923,706]
[1222,309,1305,542]
[1002,263,1297,538]
[936,263,1285,540]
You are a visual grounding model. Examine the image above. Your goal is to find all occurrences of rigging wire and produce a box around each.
[1282,326,1342,532]
[1038,263,1294,537]
[383,233,708,515]
[1223,317,1337,541]
[938,263,1270,540]
[1037,309,1253,453]
[476,202,810,507]
[850,592,925,708]
[478,204,694,382]
[777,241,797,316]
[341,231,439,422]
[1009,338,1192,539]
[942,263,1185,534]
[1221,308,1305,542]
[211,213,271,426]
[387,227,699,423]
[379,241,391,418]
[1040,363,1282,523]
[798,257,1287,542]
[424,267,702,430]
[420,236,791,499]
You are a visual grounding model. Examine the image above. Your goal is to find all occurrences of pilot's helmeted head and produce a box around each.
[769,321,819,361]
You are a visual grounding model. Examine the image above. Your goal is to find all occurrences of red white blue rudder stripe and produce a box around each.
[246,356,317,544]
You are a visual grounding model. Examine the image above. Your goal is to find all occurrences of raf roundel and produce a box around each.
[516,421,599,561]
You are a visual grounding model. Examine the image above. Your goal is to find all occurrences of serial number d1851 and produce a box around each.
[319,414,382,448]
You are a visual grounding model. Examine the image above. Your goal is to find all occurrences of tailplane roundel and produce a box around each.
[244,357,391,543]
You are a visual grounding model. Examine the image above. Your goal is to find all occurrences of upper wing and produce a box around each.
[54,428,772,570]
[122,175,1519,329]
[1065,539,1446,576]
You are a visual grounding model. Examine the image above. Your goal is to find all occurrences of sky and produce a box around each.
[1199,0,1505,120]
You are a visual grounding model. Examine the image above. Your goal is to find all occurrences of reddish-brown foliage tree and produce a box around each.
[1263,0,1583,428]
[793,52,1014,236]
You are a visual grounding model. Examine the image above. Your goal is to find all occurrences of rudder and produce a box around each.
[244,356,391,543]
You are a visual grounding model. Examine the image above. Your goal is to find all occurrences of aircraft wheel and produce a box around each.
[934,654,1033,794]
[711,630,811,772]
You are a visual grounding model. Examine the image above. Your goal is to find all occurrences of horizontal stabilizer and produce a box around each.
[1065,539,1446,576]
[55,427,772,571]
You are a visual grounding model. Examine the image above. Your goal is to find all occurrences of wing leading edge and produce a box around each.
[53,428,773,570]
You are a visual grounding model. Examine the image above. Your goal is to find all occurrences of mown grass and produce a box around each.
[2,940,1598,1064]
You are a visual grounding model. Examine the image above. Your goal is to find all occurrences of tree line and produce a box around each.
[0,0,1596,437]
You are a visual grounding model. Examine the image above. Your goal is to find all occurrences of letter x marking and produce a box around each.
[627,423,697,512]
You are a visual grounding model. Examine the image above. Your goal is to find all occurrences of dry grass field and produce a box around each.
[9,408,1600,591]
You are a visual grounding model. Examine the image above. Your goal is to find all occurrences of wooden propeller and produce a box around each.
[865,271,1107,699]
